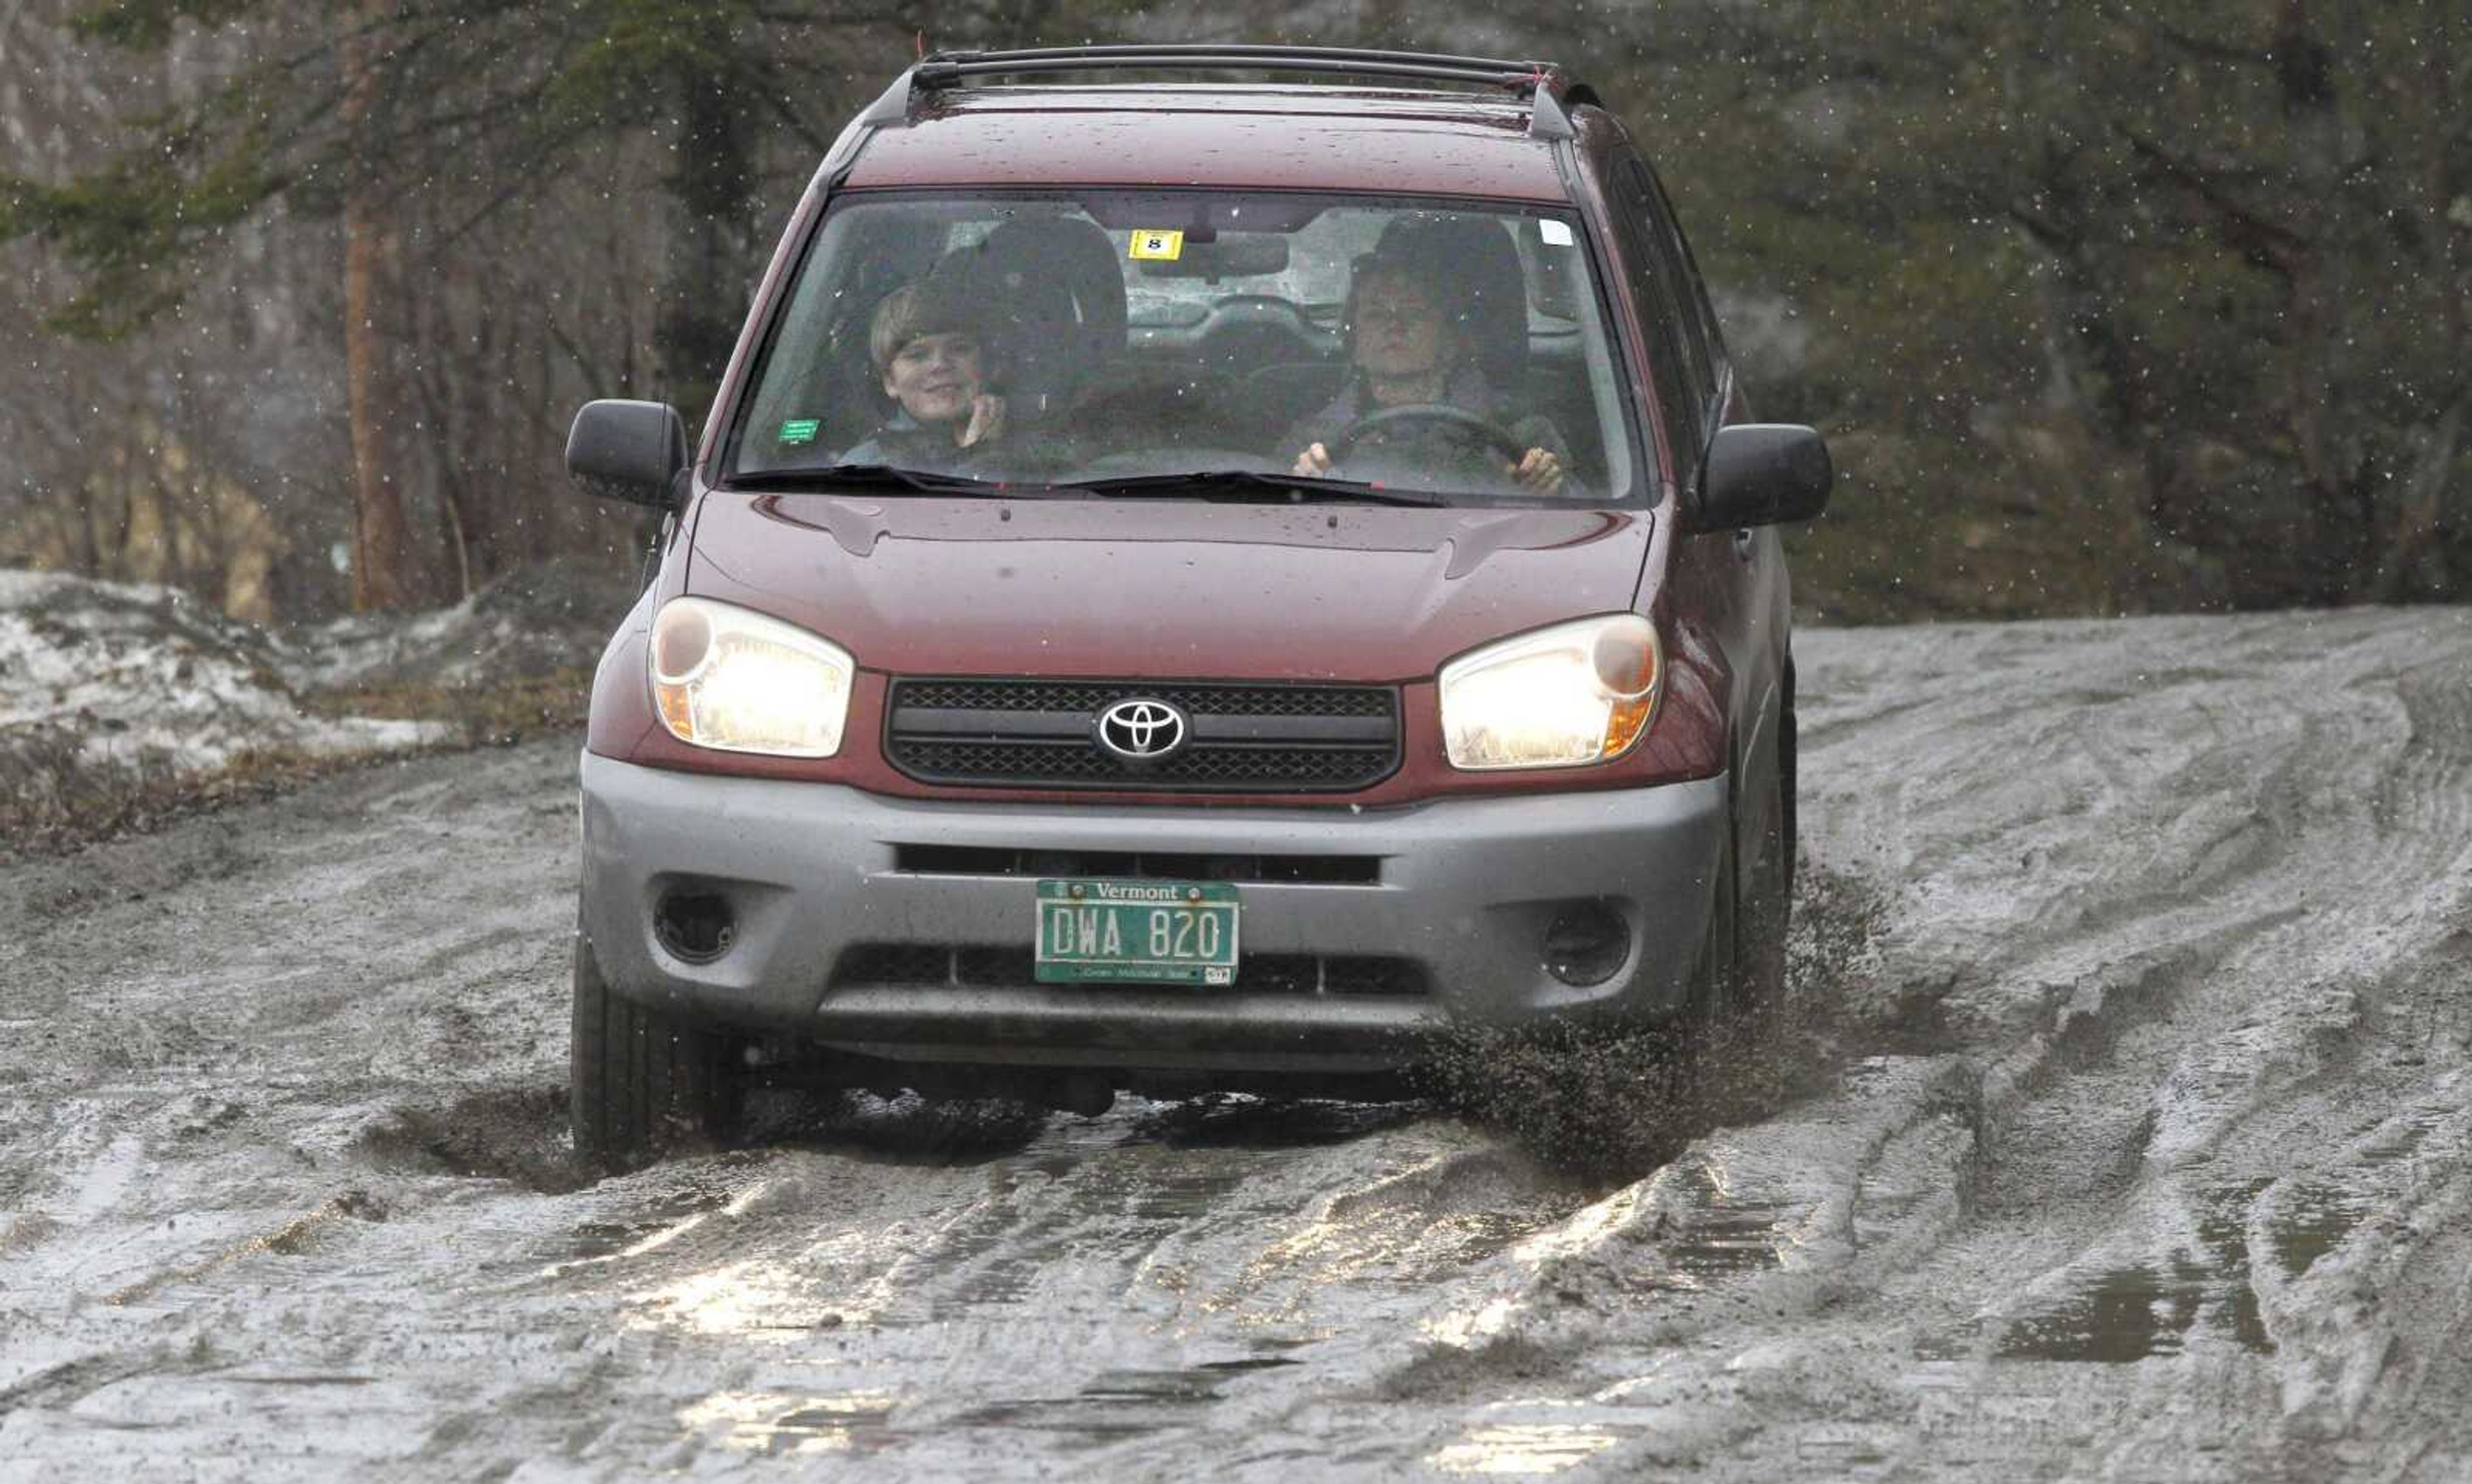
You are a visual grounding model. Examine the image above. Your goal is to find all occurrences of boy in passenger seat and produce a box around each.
[839,267,1008,470]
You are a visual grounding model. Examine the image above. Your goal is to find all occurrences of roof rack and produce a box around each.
[863,44,1588,142]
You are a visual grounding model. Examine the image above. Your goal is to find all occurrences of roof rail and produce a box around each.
[892,44,1587,142]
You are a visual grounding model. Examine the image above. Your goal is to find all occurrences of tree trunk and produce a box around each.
[653,62,759,433]
[342,10,421,613]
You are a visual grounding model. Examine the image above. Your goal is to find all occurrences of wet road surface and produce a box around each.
[4,608,2471,1480]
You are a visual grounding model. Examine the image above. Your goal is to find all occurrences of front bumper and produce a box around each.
[578,752,1727,1075]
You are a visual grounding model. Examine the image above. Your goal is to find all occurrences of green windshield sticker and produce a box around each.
[779,418,821,445]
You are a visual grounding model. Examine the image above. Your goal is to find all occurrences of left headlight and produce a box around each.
[649,597,854,758]
[1438,613,1662,771]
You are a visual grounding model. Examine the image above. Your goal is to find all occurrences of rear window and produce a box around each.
[727,190,1645,503]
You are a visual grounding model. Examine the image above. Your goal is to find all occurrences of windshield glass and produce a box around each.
[728,190,1642,503]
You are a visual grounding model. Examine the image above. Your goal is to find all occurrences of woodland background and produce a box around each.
[3,0,2462,626]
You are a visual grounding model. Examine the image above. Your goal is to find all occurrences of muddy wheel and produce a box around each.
[1780,656,1799,900]
[570,934,735,1173]
[1689,786,1742,1025]
[1737,734,1792,1016]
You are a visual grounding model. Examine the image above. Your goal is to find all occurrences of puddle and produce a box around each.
[1434,1412,1641,1471]
[2193,1178,2276,1353]
[1121,1163,1253,1222]
[2256,1103,2460,1278]
[1996,1263,2204,1362]
[678,1389,895,1457]
[1136,1095,1428,1150]
[2356,1127,2433,1167]
[2267,1182,2370,1278]
[1642,1203,1793,1292]
[1197,1355,1305,1374]
[1999,1169,2325,1363]
[1441,1209,1569,1266]
[1079,1368,1229,1402]
[951,1357,1300,1436]
[1638,1164,1792,1292]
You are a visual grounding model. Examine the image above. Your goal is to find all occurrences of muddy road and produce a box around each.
[4,608,2470,1481]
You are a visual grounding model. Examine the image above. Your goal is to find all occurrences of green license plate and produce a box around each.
[1035,880,1240,985]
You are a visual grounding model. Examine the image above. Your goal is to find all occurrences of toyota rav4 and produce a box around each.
[564,44,1832,1170]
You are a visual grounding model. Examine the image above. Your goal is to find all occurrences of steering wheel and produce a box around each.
[1324,403,1530,463]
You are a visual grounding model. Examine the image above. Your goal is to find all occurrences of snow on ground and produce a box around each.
[0,560,637,837]
[280,557,641,692]
[0,571,436,805]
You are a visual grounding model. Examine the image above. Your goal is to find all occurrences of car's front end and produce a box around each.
[577,495,1733,1089]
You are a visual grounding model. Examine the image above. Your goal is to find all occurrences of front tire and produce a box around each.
[570,934,734,1173]
[1689,788,1741,1025]
[1738,719,1793,1016]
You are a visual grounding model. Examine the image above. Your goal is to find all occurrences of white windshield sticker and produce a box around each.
[1539,219,1575,247]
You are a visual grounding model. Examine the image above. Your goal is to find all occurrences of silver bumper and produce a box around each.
[578,752,1727,1073]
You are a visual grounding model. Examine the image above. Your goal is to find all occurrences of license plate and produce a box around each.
[1035,879,1240,985]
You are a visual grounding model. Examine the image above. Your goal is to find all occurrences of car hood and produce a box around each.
[684,492,1651,682]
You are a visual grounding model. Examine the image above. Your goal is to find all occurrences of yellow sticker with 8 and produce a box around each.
[1128,230,1184,262]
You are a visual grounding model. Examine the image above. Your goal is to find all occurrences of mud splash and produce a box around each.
[350,1083,585,1194]
[1415,862,1892,1180]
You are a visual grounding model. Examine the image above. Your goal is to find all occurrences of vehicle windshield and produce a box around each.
[728,190,1643,503]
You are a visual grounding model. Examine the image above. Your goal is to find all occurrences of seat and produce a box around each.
[948,217,1128,416]
[1071,363,1249,460]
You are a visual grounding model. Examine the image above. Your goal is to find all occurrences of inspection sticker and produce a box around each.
[778,418,821,445]
[1128,229,1185,262]
[1539,218,1575,247]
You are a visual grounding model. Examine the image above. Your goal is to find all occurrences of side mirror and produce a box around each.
[566,400,687,507]
[1686,424,1832,532]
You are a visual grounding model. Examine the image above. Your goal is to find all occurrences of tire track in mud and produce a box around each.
[1358,609,2472,1481]
[4,610,2471,1481]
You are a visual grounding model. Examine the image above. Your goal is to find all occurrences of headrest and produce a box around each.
[973,216,1128,348]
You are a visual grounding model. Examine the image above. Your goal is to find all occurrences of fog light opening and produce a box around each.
[1542,900,1630,987]
[655,890,736,964]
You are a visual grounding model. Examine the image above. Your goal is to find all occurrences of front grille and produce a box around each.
[832,943,1428,998]
[885,678,1401,793]
[897,680,1393,718]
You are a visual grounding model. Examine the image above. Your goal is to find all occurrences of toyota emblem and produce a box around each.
[1096,698,1188,762]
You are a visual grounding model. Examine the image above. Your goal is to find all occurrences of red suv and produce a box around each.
[564,46,1831,1169]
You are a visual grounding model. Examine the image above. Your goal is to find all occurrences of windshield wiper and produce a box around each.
[724,463,1025,496]
[1062,469,1452,508]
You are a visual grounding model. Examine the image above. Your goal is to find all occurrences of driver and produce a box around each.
[839,265,1008,468]
[1286,248,1568,494]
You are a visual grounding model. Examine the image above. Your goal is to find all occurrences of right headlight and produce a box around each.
[648,597,854,758]
[1437,613,1662,771]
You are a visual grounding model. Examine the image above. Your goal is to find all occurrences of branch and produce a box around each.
[2004,199,2076,255]
[2117,125,2313,275]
